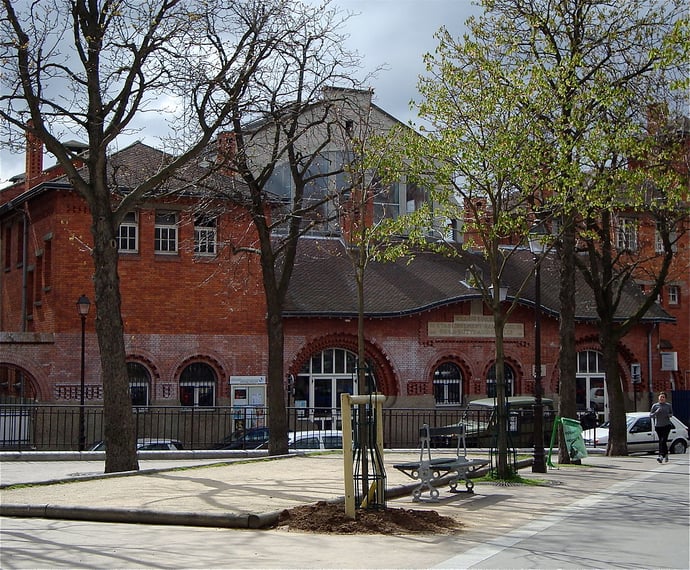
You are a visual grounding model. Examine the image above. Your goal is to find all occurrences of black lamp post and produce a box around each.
[528,225,547,473]
[77,294,91,451]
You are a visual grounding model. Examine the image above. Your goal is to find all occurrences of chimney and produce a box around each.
[25,121,43,187]
[216,131,236,175]
[646,102,668,136]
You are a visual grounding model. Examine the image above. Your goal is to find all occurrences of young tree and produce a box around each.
[0,0,304,472]
[404,0,685,459]
[382,26,547,478]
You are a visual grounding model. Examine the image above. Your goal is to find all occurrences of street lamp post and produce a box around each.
[77,294,91,451]
[528,225,547,473]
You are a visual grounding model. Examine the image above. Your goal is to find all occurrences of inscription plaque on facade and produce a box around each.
[428,315,524,338]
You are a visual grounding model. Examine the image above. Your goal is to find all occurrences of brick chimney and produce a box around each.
[216,131,236,175]
[24,121,43,187]
[646,102,668,136]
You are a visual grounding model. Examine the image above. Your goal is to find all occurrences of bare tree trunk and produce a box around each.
[601,335,628,456]
[558,217,577,464]
[356,263,369,501]
[266,296,289,456]
[493,327,511,478]
[90,205,138,473]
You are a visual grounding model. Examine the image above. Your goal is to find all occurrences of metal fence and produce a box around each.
[0,403,558,451]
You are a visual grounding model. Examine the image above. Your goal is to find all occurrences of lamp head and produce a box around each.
[76,294,91,316]
[528,222,549,255]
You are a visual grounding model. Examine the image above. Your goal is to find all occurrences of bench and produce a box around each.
[393,424,489,501]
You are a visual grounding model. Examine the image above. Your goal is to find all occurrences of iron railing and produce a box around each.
[0,403,561,452]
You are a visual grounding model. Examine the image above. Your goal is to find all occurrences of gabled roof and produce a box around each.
[283,238,674,324]
[0,141,248,216]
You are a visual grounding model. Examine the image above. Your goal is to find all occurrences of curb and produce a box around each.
[0,503,282,529]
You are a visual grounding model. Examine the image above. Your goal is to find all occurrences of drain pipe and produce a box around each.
[647,324,655,410]
[20,205,29,333]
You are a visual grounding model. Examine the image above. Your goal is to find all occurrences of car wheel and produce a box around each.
[670,439,687,454]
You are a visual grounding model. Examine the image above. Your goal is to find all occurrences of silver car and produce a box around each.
[89,438,184,451]
[582,412,688,454]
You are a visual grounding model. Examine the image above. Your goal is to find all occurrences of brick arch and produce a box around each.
[0,362,42,401]
[126,354,161,382]
[170,355,227,403]
[288,333,398,396]
[427,354,473,396]
[481,356,526,395]
[174,354,226,383]
[481,356,526,380]
[556,338,640,391]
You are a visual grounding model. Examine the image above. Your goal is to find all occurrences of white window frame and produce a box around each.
[154,210,179,254]
[117,212,139,253]
[180,381,215,407]
[668,285,680,305]
[194,216,217,256]
[487,364,514,398]
[616,217,638,252]
[127,361,150,407]
[655,224,678,254]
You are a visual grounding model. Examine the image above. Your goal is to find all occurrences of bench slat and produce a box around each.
[419,425,464,437]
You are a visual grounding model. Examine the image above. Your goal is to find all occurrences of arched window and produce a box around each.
[295,348,375,429]
[576,350,606,413]
[486,364,514,398]
[127,362,151,407]
[433,362,463,406]
[180,362,216,407]
[0,365,37,401]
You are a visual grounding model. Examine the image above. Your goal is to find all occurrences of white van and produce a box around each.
[288,430,343,450]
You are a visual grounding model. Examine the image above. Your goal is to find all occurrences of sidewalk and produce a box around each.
[0,448,647,534]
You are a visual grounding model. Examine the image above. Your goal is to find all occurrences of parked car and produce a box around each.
[462,396,556,448]
[582,412,689,454]
[288,430,343,450]
[88,438,184,451]
[213,427,270,450]
[214,428,343,451]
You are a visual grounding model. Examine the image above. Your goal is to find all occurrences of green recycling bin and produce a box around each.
[561,417,588,461]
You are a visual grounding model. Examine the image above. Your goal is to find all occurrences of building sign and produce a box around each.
[229,375,266,385]
[428,315,524,338]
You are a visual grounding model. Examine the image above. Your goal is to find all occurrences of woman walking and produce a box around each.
[650,392,673,463]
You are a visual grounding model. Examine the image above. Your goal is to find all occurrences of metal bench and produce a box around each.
[393,424,489,501]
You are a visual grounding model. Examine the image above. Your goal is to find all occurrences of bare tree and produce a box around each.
[0,0,306,472]
[204,3,367,455]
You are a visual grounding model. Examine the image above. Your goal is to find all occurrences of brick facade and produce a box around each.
[2,140,688,415]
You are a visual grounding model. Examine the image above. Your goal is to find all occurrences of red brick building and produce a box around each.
[1,110,687,428]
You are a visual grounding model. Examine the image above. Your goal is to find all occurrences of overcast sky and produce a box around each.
[0,0,479,186]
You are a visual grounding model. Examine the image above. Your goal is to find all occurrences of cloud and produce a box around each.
[0,0,476,186]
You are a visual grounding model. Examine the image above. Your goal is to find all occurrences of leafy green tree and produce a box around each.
[469,0,686,457]
[398,0,685,460]
[380,26,546,478]
[574,113,688,454]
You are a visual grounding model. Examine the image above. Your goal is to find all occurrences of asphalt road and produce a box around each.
[1,454,688,569]
[436,456,690,569]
